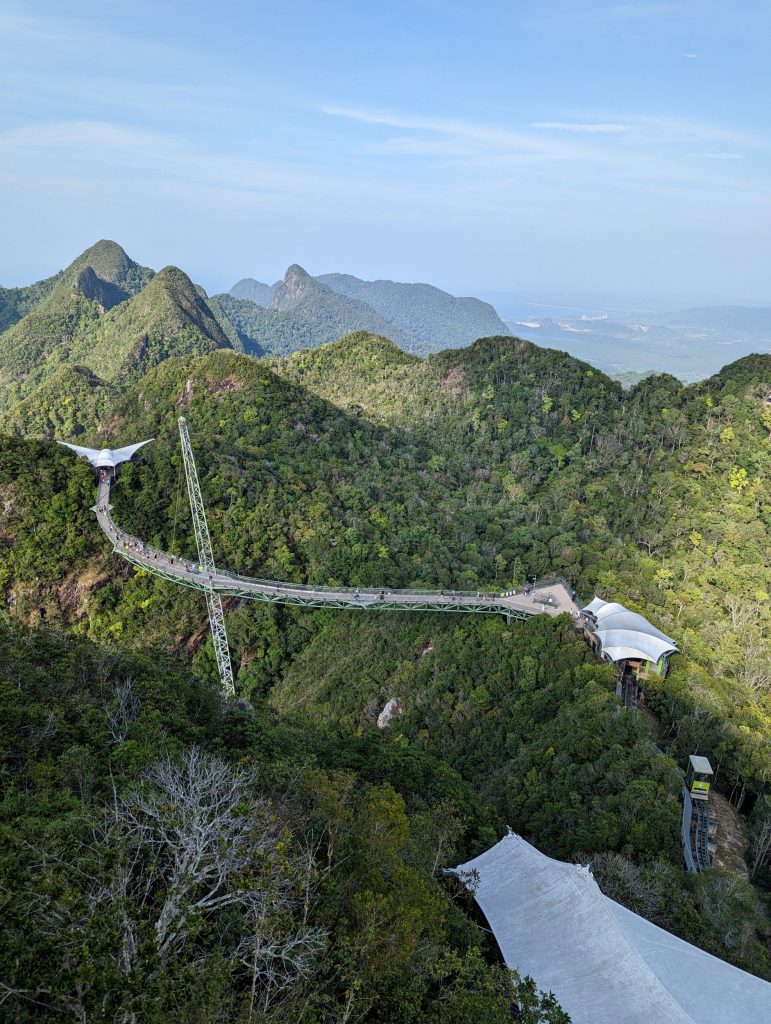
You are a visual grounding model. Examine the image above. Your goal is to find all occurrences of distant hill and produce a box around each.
[663,305,771,333]
[317,271,511,349]
[213,264,417,357]
[0,239,154,334]
[270,264,417,348]
[609,369,658,389]
[229,277,277,306]
[223,265,511,357]
[81,266,231,380]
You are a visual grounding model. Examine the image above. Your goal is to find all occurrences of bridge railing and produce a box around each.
[101,492,579,606]
[210,562,507,600]
[100,507,511,601]
[531,574,575,594]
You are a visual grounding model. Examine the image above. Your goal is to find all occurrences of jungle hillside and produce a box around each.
[0,242,769,1022]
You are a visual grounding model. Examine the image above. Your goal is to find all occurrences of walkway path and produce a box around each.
[95,471,582,623]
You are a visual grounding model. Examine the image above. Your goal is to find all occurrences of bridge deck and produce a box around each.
[95,472,583,622]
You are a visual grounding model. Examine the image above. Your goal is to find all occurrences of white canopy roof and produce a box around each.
[594,629,676,664]
[454,833,771,1024]
[56,439,154,469]
[594,609,674,642]
[583,597,678,664]
[584,596,612,615]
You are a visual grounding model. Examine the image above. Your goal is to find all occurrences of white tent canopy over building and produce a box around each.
[56,439,154,469]
[583,597,678,669]
[453,833,771,1024]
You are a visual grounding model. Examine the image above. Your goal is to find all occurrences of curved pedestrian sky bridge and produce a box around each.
[61,440,583,623]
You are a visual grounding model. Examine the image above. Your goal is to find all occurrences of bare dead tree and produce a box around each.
[738,634,771,695]
[14,749,326,1022]
[234,914,326,1020]
[104,677,141,745]
[107,747,287,960]
[723,594,761,630]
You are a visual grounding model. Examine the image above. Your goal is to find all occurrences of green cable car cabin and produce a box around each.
[686,754,713,802]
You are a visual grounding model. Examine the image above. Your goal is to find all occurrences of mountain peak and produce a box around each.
[68,240,137,287]
[271,264,326,310]
[148,264,199,293]
[229,277,276,306]
[78,239,128,270]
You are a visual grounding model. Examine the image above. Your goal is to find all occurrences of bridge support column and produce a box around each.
[178,417,235,698]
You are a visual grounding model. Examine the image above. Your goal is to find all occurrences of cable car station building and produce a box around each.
[582,597,678,704]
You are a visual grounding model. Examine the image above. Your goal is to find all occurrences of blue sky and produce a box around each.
[1,0,770,304]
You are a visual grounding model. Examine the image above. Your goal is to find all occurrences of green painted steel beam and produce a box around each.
[115,548,531,618]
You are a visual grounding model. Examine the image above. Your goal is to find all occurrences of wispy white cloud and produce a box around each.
[321,105,602,163]
[324,104,760,162]
[317,102,771,216]
[0,118,497,215]
[533,121,630,133]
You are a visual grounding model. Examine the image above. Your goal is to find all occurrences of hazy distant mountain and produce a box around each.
[224,265,511,356]
[317,272,511,348]
[215,264,417,356]
[269,265,413,351]
[663,305,771,333]
[229,277,277,306]
[505,305,771,383]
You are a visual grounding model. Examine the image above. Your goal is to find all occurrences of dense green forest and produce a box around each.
[2,616,577,1022]
[1,243,770,1019]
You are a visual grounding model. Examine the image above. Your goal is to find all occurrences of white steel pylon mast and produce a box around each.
[178,416,235,697]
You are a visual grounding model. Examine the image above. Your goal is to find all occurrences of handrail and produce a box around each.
[96,475,584,620]
[103,506,508,600]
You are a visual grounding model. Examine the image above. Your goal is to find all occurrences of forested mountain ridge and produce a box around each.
[317,271,511,348]
[0,243,513,428]
[0,239,154,334]
[221,263,512,357]
[0,256,232,421]
[2,333,769,810]
[1,268,770,1017]
[213,263,419,356]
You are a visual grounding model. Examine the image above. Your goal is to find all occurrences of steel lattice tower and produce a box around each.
[178,416,235,697]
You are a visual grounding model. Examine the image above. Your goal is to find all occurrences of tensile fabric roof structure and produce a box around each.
[453,833,771,1024]
[583,597,678,665]
[56,439,154,469]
